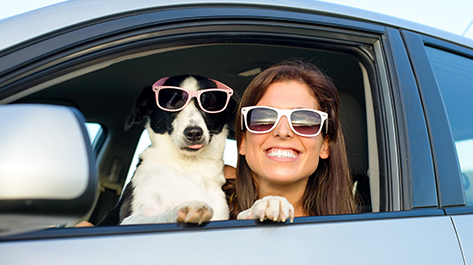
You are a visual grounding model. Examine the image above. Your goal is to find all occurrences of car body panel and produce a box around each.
[452,214,473,264]
[0,215,464,265]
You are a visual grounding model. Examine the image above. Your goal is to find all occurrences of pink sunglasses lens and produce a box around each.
[158,88,188,110]
[200,90,229,112]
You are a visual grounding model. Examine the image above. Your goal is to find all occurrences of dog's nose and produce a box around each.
[184,127,203,141]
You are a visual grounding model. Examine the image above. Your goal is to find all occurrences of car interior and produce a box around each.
[13,40,382,225]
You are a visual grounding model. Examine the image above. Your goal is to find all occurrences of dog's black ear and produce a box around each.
[124,85,155,131]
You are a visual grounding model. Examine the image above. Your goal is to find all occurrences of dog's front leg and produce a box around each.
[120,200,214,225]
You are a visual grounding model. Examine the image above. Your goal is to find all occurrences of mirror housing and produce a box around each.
[0,104,97,236]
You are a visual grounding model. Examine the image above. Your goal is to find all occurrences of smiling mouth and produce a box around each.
[266,148,298,158]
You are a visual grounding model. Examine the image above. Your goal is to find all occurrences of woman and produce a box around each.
[228,59,359,221]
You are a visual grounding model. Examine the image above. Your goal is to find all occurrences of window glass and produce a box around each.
[85,123,102,144]
[426,47,473,205]
[124,130,238,185]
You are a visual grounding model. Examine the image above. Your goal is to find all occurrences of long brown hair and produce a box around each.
[228,59,358,218]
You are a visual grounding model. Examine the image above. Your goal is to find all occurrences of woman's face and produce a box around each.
[240,80,329,193]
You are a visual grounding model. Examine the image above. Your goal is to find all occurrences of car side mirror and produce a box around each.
[0,104,98,236]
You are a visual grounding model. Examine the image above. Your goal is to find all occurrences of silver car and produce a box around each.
[1,0,472,264]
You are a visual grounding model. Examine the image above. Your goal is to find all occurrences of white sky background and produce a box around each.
[0,0,472,38]
[324,0,473,38]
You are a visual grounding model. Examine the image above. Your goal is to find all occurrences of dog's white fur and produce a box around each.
[121,77,229,224]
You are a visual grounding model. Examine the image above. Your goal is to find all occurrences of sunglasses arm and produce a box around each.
[210,79,233,93]
[153,77,170,87]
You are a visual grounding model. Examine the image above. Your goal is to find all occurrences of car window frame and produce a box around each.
[383,28,438,210]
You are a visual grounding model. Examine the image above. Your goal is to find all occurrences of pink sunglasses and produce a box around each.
[152,77,234,113]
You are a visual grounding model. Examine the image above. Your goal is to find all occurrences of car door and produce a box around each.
[0,1,467,264]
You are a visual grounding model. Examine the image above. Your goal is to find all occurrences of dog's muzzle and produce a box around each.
[183,126,206,151]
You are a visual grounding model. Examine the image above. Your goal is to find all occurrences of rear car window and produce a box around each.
[426,47,473,205]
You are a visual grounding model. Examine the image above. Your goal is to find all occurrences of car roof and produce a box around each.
[1,0,473,52]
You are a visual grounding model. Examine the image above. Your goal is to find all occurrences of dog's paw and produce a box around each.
[176,201,214,225]
[237,196,294,223]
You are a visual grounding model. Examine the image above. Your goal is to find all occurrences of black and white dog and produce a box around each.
[98,75,237,225]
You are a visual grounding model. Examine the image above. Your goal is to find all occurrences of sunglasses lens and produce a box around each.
[158,88,188,110]
[247,108,278,132]
[200,91,228,112]
[291,110,322,135]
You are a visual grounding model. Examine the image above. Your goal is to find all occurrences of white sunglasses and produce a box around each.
[241,106,328,137]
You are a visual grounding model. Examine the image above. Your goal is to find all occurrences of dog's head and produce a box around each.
[125,74,238,156]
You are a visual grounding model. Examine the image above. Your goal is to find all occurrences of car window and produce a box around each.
[425,47,473,205]
[118,48,380,214]
[85,123,102,144]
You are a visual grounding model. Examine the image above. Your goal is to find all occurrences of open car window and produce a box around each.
[86,41,383,221]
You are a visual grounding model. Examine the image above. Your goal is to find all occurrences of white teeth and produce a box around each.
[267,149,298,158]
